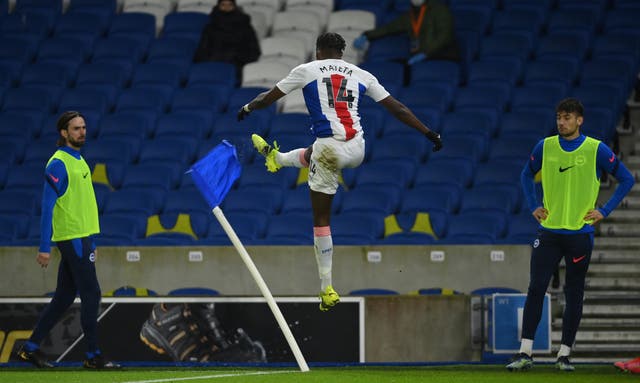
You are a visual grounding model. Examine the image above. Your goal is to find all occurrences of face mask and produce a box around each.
[411,0,425,6]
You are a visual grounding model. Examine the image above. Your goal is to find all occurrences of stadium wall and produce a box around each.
[0,245,530,296]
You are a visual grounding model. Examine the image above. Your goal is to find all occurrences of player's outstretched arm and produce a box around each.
[238,86,287,121]
[378,95,442,151]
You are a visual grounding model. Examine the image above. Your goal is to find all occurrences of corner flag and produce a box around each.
[187,140,309,372]
[189,140,241,208]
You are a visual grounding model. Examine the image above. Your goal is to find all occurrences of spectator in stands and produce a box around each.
[615,357,640,373]
[236,32,442,312]
[353,0,460,65]
[507,98,634,372]
[193,0,260,78]
[18,111,120,370]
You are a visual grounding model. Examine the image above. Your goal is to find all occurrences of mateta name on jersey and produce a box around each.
[319,64,353,76]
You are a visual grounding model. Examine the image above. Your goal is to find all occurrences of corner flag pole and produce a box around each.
[212,206,310,372]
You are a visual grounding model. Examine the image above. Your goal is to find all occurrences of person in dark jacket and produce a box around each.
[353,0,460,64]
[193,0,261,76]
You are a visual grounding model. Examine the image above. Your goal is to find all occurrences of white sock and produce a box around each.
[557,344,571,358]
[275,148,308,168]
[313,226,332,291]
[519,338,533,356]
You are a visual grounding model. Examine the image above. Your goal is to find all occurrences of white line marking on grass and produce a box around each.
[120,370,298,383]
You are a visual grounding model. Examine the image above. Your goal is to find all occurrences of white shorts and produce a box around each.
[308,133,365,195]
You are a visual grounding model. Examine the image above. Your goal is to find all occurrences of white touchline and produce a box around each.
[120,370,298,383]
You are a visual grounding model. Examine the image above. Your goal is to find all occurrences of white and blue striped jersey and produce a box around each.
[276,58,390,141]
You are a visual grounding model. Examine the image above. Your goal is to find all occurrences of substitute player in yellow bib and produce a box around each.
[507,98,634,372]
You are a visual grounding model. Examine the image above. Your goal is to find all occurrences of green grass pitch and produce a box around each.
[0,365,635,383]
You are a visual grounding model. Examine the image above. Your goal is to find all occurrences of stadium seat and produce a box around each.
[410,60,461,88]
[535,31,590,61]
[263,212,314,244]
[161,11,208,40]
[187,61,237,91]
[98,111,157,140]
[467,58,523,88]
[440,111,496,139]
[400,184,461,215]
[177,0,216,13]
[491,7,544,35]
[222,187,283,215]
[138,137,197,165]
[365,35,410,63]
[4,163,44,191]
[107,12,156,47]
[503,213,539,244]
[546,8,598,36]
[98,213,147,243]
[369,134,429,164]
[331,211,385,245]
[360,60,405,88]
[454,84,510,113]
[206,211,268,245]
[103,189,165,216]
[122,0,173,35]
[327,10,375,34]
[523,58,580,88]
[414,157,474,190]
[115,88,170,113]
[57,89,109,114]
[271,10,321,56]
[155,112,212,140]
[54,10,105,39]
[92,36,147,65]
[434,134,488,163]
[397,84,453,113]
[444,211,508,244]
[259,35,308,67]
[470,286,521,295]
[21,139,57,165]
[147,37,197,63]
[340,184,401,216]
[499,111,554,139]
[0,189,39,216]
[460,186,518,215]
[167,287,220,296]
[510,83,569,111]
[354,159,416,189]
[120,163,183,191]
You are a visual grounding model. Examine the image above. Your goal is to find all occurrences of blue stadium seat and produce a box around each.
[212,112,270,138]
[354,159,416,189]
[410,60,461,88]
[369,134,429,163]
[460,186,518,215]
[491,7,544,35]
[470,286,521,295]
[76,62,131,89]
[547,7,598,36]
[381,108,441,137]
[400,184,462,215]
[115,88,170,114]
[503,213,539,244]
[92,36,147,65]
[21,139,56,165]
[0,215,27,243]
[138,137,197,165]
[456,29,480,65]
[479,32,533,63]
[236,163,296,190]
[435,134,488,163]
[604,8,640,34]
[4,163,43,191]
[444,211,508,244]
[454,84,510,112]
[167,287,220,296]
[222,187,283,215]
[97,213,146,243]
[453,6,492,35]
[131,62,185,89]
[20,62,74,88]
[510,83,569,111]
[0,189,39,216]
[103,189,164,216]
[486,136,537,164]
[397,84,454,113]
[592,33,640,67]
[155,112,212,140]
[147,37,197,63]
[263,213,313,245]
[170,86,223,114]
[367,33,410,60]
[331,211,385,244]
[269,113,312,135]
[536,31,590,61]
[98,111,157,139]
[467,58,523,88]
[107,12,155,47]
[580,57,636,96]
[163,190,211,215]
[440,111,496,139]
[227,87,275,116]
[340,184,401,215]
[580,107,616,143]
[57,89,109,114]
[0,112,41,140]
[499,111,554,139]
[187,62,237,95]
[379,211,446,244]
[120,163,183,191]
[414,157,475,189]
[360,60,405,88]
[54,10,105,39]
[162,12,208,40]
[206,211,268,245]
[15,0,62,35]
[523,58,580,88]
[36,36,91,67]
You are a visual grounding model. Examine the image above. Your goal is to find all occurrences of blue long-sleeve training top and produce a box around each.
[520,134,635,234]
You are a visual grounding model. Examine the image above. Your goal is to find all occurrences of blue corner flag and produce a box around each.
[189,140,241,209]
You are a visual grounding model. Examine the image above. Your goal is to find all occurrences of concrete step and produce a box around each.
[591,250,640,263]
[591,237,640,249]
[552,330,640,342]
[598,223,640,237]
[582,304,640,316]
[587,263,640,275]
[606,209,640,222]
[553,317,640,329]
[582,290,640,300]
[620,196,640,209]
[585,277,640,290]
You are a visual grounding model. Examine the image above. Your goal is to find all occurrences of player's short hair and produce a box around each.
[556,98,584,117]
[56,110,84,146]
[316,32,346,55]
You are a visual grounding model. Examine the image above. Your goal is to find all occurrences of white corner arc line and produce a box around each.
[120,370,298,383]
